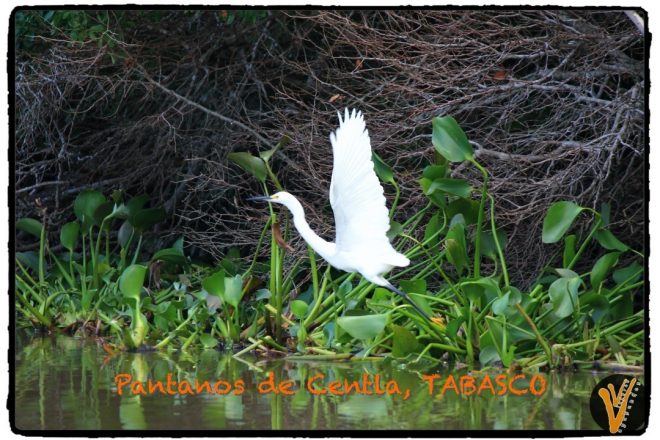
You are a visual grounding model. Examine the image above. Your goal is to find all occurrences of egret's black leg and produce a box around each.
[385,283,433,323]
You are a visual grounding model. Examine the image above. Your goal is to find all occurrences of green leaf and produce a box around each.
[386,221,403,240]
[16,218,43,238]
[563,234,577,267]
[372,152,395,184]
[431,116,474,163]
[131,207,166,231]
[17,251,42,273]
[427,178,472,199]
[446,198,480,225]
[600,202,611,227]
[151,248,187,266]
[419,177,446,207]
[581,292,609,323]
[445,222,467,275]
[127,194,149,217]
[336,314,388,340]
[291,300,309,319]
[400,279,426,295]
[423,212,443,250]
[74,190,107,230]
[255,289,271,301]
[223,275,243,308]
[492,292,511,316]
[119,264,147,303]
[259,144,281,162]
[200,333,218,349]
[228,152,267,183]
[60,221,80,252]
[391,324,421,358]
[548,276,581,318]
[93,201,114,226]
[202,270,225,297]
[590,252,620,287]
[594,229,628,252]
[555,268,579,279]
[422,164,448,180]
[118,221,133,248]
[445,240,467,276]
[613,261,643,285]
[542,201,584,244]
[479,229,507,259]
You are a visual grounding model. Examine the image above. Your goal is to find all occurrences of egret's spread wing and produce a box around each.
[329,109,408,266]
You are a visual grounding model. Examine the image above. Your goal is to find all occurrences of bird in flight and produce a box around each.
[249,108,431,322]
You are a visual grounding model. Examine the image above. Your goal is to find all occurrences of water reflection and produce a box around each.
[14,334,631,431]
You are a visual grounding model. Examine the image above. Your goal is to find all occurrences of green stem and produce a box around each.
[38,218,46,296]
[131,233,143,265]
[303,266,330,329]
[488,194,509,288]
[515,303,554,366]
[15,287,51,327]
[470,159,489,279]
[389,181,401,219]
[567,217,602,270]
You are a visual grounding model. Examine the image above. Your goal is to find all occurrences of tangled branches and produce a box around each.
[15,10,644,286]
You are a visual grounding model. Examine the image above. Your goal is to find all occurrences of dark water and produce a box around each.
[13,334,638,431]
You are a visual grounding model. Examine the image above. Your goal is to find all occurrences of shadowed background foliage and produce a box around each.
[14,9,645,287]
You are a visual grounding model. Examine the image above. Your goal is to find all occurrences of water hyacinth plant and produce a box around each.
[14,117,644,370]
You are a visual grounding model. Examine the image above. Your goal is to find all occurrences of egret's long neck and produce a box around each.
[283,199,335,260]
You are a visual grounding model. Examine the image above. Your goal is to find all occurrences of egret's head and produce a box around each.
[247,191,300,210]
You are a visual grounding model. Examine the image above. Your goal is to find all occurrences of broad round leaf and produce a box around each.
[594,229,628,252]
[202,270,225,297]
[223,275,244,308]
[119,264,147,303]
[131,207,166,231]
[151,247,187,266]
[16,218,43,239]
[372,152,395,184]
[93,201,114,227]
[60,221,80,252]
[492,292,511,316]
[228,152,267,183]
[400,279,426,295]
[391,324,422,358]
[386,221,403,240]
[431,116,474,163]
[74,190,107,229]
[542,201,584,244]
[548,276,580,318]
[613,261,643,285]
[419,177,446,207]
[422,164,448,180]
[200,333,218,349]
[16,251,42,273]
[127,194,149,217]
[427,178,472,199]
[290,300,309,319]
[336,313,388,340]
[480,229,507,259]
[118,221,134,248]
[590,252,620,287]
[446,198,479,225]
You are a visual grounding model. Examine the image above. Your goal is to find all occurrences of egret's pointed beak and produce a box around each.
[247,195,272,202]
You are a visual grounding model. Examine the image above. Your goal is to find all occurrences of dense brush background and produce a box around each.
[14,9,645,288]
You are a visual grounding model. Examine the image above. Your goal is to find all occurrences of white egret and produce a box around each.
[249,108,431,322]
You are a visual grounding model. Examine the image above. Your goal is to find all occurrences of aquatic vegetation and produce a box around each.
[14,117,644,370]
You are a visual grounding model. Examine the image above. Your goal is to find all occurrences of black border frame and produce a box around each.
[7,4,651,436]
